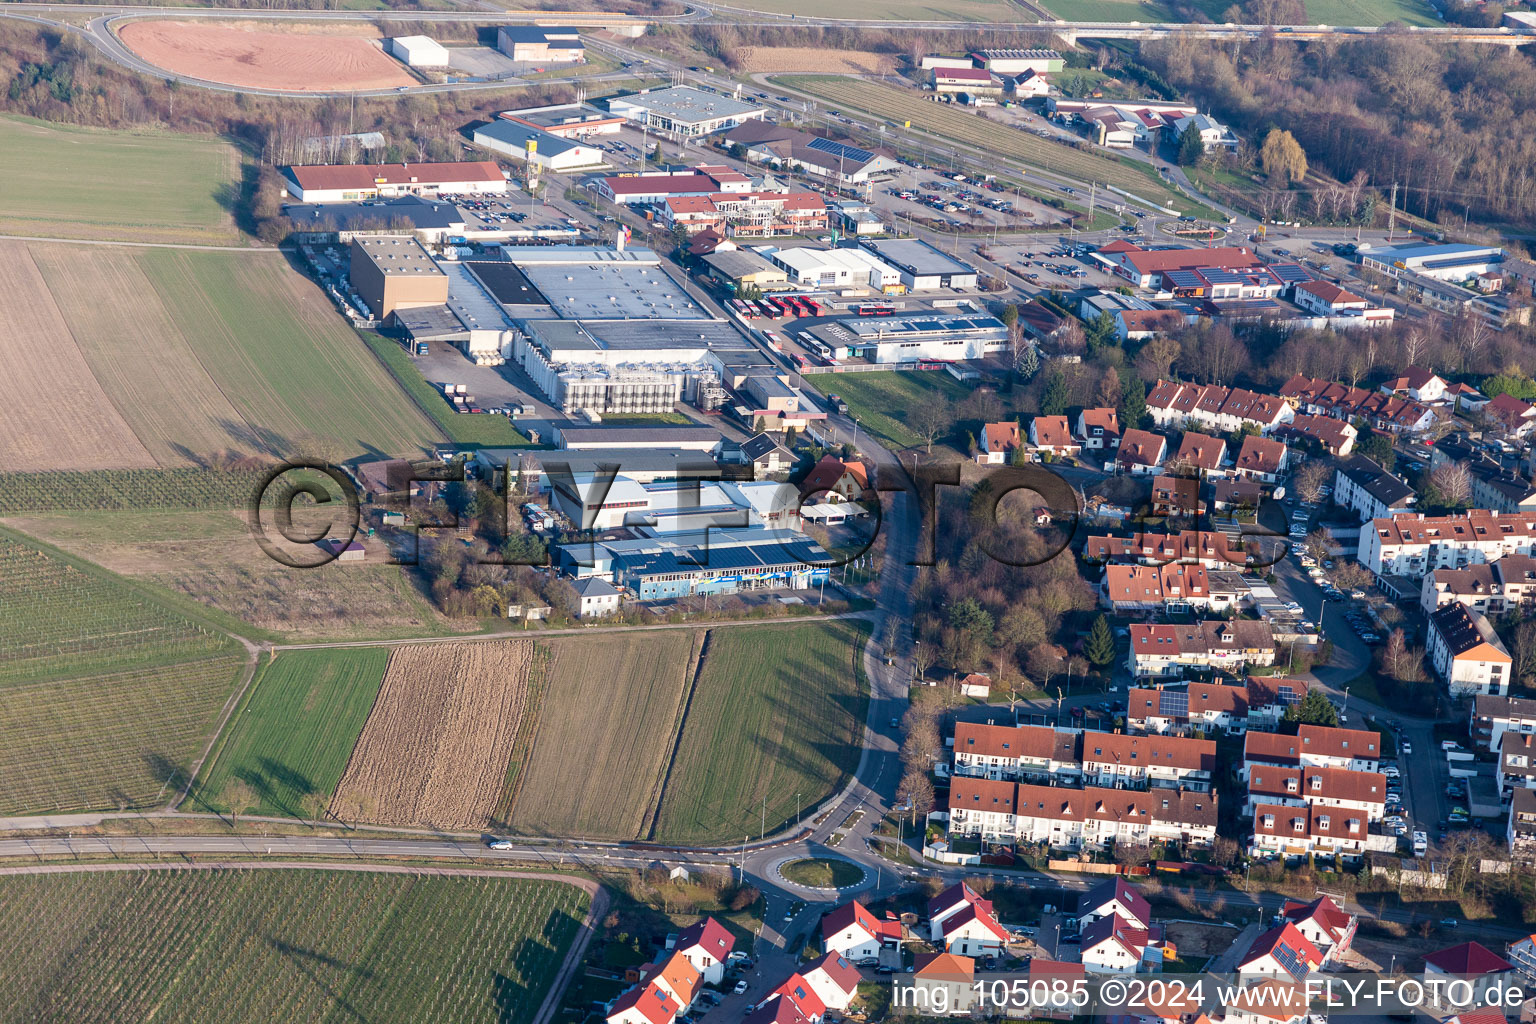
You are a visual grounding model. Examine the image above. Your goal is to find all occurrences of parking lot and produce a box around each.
[871,165,1069,234]
[980,238,1129,292]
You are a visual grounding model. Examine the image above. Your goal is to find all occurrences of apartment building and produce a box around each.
[1079,733,1217,792]
[1101,563,1215,612]
[1125,678,1292,736]
[1359,511,1536,578]
[951,722,1079,783]
[1251,802,1380,859]
[1500,732,1536,798]
[1085,529,1252,569]
[1427,603,1513,697]
[1471,694,1536,752]
[1243,725,1382,774]
[1334,455,1416,523]
[948,780,1218,848]
[1421,555,1536,617]
[1128,620,1276,678]
[1243,764,1388,820]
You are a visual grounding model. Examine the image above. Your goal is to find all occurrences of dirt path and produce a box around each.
[0,859,607,1024]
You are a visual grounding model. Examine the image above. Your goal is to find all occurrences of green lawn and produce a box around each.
[1042,0,1181,19]
[197,648,390,818]
[363,333,531,450]
[780,857,865,888]
[811,370,971,449]
[709,0,1028,19]
[0,868,589,1024]
[0,116,240,243]
[652,620,869,845]
[1301,0,1438,25]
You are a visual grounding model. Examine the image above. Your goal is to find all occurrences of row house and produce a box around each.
[1380,366,1448,405]
[1500,732,1536,798]
[948,779,1218,849]
[1101,563,1216,613]
[1080,732,1216,792]
[1146,380,1294,436]
[1077,407,1122,451]
[1279,374,1437,434]
[1127,619,1276,678]
[1485,393,1536,440]
[951,722,1080,783]
[1125,678,1292,736]
[1151,475,1204,518]
[1420,554,1536,618]
[1243,764,1388,821]
[1427,603,1513,697]
[1250,802,1378,860]
[1243,724,1382,774]
[1085,529,1251,569]
[1232,435,1289,483]
[1357,510,1536,578]
[1212,478,1265,513]
[1471,693,1536,752]
[1275,413,1357,456]
[1170,432,1226,478]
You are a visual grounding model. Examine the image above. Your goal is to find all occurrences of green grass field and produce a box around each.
[652,620,869,845]
[811,370,970,449]
[197,648,390,818]
[0,655,246,815]
[0,532,239,683]
[1042,0,1434,21]
[1041,0,1181,19]
[0,868,589,1023]
[779,76,1195,214]
[0,116,240,243]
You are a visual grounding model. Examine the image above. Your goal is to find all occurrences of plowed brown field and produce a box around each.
[119,21,415,93]
[331,640,532,829]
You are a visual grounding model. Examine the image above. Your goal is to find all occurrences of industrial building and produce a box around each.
[387,35,450,68]
[591,166,753,205]
[284,195,466,244]
[701,249,790,292]
[470,119,606,172]
[766,246,904,293]
[282,161,507,203]
[551,425,722,451]
[349,236,449,319]
[559,528,830,599]
[606,87,767,139]
[859,238,978,290]
[719,121,901,185]
[802,311,1008,364]
[969,48,1064,74]
[495,25,584,63]
[1359,243,1505,283]
[495,102,624,138]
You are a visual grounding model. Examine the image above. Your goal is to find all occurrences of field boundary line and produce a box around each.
[174,646,268,812]
[0,234,271,252]
[643,628,711,842]
[490,642,550,830]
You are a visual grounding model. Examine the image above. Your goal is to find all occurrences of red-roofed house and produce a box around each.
[607,981,681,1024]
[1280,895,1357,963]
[1082,913,1165,974]
[912,952,977,1015]
[283,161,507,202]
[933,66,1000,95]
[1117,309,1187,340]
[1277,413,1357,456]
[639,951,701,1010]
[1101,562,1214,613]
[821,899,901,962]
[1030,414,1079,457]
[1172,432,1226,476]
[1380,366,1448,405]
[742,994,811,1024]
[1099,243,1262,289]
[1076,407,1122,450]
[799,952,862,1011]
[1293,280,1369,315]
[1251,802,1372,859]
[1221,980,1309,1024]
[1423,941,1516,1011]
[771,974,827,1020]
[1244,765,1388,821]
[801,455,869,500]
[978,420,1023,464]
[673,916,735,985]
[1233,435,1289,483]
[1118,429,1168,474]
[936,899,1011,957]
[1486,393,1536,439]
[1237,922,1323,982]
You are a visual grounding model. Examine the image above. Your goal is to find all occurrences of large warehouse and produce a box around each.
[859,238,978,290]
[387,35,450,68]
[282,161,507,203]
[350,236,449,318]
[497,102,625,138]
[470,119,606,172]
[606,87,767,139]
[496,26,584,63]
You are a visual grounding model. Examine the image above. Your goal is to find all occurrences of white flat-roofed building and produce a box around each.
[282,161,507,203]
[1358,511,1536,577]
[497,102,624,138]
[388,35,450,67]
[765,246,902,291]
[607,86,767,139]
[496,25,584,63]
[1360,242,1504,282]
[802,312,1008,364]
[859,238,978,290]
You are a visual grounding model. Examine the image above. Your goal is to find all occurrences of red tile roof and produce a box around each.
[1298,724,1380,761]
[1032,414,1074,449]
[1295,280,1365,305]
[1118,428,1167,468]
[953,722,1076,762]
[1248,765,1387,806]
[1235,435,1287,475]
[1174,431,1225,472]
[1423,941,1514,975]
[676,916,735,960]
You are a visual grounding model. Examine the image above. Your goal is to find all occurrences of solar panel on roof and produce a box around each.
[1277,685,1300,706]
[806,136,876,164]
[1165,270,1203,286]
[1269,263,1311,282]
[1160,691,1189,717]
[1271,940,1309,979]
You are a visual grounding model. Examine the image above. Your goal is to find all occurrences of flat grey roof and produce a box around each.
[556,426,721,445]
[611,86,766,125]
[473,120,589,158]
[354,235,445,277]
[393,304,466,339]
[518,259,710,320]
[438,260,513,330]
[861,237,976,277]
[703,249,783,279]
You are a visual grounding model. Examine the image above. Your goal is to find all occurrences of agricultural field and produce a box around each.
[1039,0,1183,19]
[0,867,590,1024]
[0,242,441,472]
[1040,0,1435,22]
[0,469,268,514]
[198,648,390,818]
[810,370,971,449]
[0,116,240,243]
[652,620,869,846]
[119,21,415,92]
[0,531,238,683]
[4,509,467,641]
[331,641,534,829]
[506,631,699,839]
[779,76,1194,214]
[0,655,245,815]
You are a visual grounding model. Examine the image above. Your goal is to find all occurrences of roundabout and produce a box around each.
[773,856,869,893]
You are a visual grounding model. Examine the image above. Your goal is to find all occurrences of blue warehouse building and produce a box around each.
[607,534,831,599]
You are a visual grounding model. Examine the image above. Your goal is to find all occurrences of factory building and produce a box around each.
[968,48,1064,74]
[606,86,767,139]
[496,26,585,63]
[859,238,978,290]
[282,161,506,203]
[349,236,449,319]
[802,311,1008,364]
[1359,243,1505,283]
[766,246,904,293]
[470,119,607,172]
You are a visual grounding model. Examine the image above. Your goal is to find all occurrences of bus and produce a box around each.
[856,303,896,317]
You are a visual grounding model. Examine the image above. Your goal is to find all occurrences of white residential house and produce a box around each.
[820,900,901,962]
[977,421,1023,464]
[572,576,621,618]
[1357,511,1536,578]
[1172,111,1239,151]
[672,917,734,986]
[1077,877,1152,930]
[951,722,1081,784]
[1280,895,1357,964]
[1381,366,1449,405]
[1080,915,1163,975]
[1472,694,1536,752]
[796,953,862,1012]
[1428,603,1513,697]
[1422,942,1516,1013]
[928,883,1007,957]
[1242,765,1388,821]
[1333,455,1416,523]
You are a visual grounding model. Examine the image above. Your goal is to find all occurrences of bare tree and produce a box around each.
[1430,461,1473,507]
[222,778,257,827]
[1294,460,1331,503]
[910,404,951,455]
